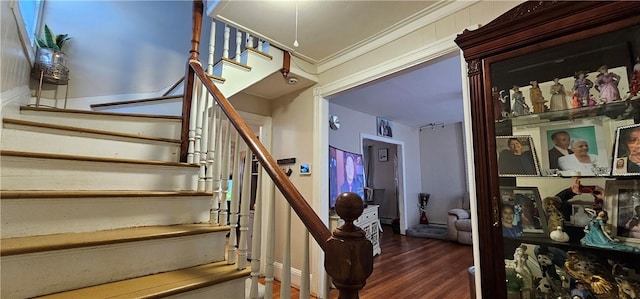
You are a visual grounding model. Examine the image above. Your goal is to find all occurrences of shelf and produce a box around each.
[498,98,639,128]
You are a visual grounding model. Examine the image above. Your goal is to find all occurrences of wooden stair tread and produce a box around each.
[1,224,229,256]
[20,106,182,120]
[36,261,250,299]
[3,118,181,144]
[90,95,183,109]
[219,57,252,71]
[246,47,273,60]
[0,190,213,199]
[0,150,197,167]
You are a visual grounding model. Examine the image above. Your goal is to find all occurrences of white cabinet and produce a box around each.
[330,205,381,256]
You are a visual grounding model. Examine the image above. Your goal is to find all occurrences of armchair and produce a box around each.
[448,193,472,245]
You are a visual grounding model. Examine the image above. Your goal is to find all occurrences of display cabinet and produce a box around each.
[455,2,640,298]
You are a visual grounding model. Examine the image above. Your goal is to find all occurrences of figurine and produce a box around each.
[500,89,511,117]
[550,226,569,242]
[542,196,564,234]
[595,65,622,103]
[549,77,568,111]
[615,277,639,299]
[530,80,546,113]
[534,246,561,289]
[492,86,504,120]
[628,57,640,100]
[514,245,535,299]
[581,209,640,252]
[511,85,530,116]
[573,71,594,107]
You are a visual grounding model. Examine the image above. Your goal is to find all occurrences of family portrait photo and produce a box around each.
[544,125,609,176]
[500,186,546,236]
[613,123,640,176]
[377,117,393,138]
[496,136,540,176]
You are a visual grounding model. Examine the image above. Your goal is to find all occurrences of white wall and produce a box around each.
[38,1,211,100]
[1,0,32,112]
[328,102,422,232]
[419,122,467,224]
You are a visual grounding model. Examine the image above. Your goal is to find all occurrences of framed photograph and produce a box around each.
[377,117,393,138]
[499,186,547,236]
[541,123,610,176]
[496,136,540,176]
[605,180,640,245]
[378,148,388,162]
[612,123,640,176]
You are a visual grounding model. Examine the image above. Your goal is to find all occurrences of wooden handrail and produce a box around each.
[184,1,373,297]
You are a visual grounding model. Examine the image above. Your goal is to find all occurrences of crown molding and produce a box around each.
[316,0,478,74]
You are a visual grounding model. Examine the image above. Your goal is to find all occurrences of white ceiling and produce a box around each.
[212,0,465,128]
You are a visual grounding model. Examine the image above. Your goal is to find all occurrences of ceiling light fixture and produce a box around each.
[419,122,445,131]
[293,1,299,47]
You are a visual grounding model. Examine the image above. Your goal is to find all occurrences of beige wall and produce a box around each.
[229,92,272,117]
[270,85,317,277]
[318,1,523,86]
[1,1,31,94]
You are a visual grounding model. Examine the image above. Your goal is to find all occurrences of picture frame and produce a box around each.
[605,180,640,245]
[499,186,547,236]
[540,122,611,177]
[378,148,388,162]
[612,123,640,176]
[496,136,540,177]
[377,117,393,138]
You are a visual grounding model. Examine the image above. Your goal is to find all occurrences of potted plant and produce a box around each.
[31,25,70,84]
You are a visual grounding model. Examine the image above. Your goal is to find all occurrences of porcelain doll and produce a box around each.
[511,85,529,116]
[595,65,622,103]
[530,80,546,113]
[628,57,640,100]
[549,78,568,111]
[572,71,593,107]
[581,209,640,252]
[492,86,504,120]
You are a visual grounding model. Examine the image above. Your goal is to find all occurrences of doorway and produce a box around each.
[361,134,405,233]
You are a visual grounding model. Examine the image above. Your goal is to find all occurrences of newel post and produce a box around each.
[325,192,374,299]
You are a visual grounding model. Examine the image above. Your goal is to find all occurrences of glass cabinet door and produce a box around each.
[488,24,640,299]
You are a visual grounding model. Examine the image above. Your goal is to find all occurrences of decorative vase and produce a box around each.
[31,48,69,84]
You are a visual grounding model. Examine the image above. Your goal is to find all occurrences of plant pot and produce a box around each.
[31,48,69,84]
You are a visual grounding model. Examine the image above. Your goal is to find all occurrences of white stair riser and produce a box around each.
[1,232,227,299]
[18,110,181,139]
[1,127,180,162]
[0,156,198,191]
[166,279,247,299]
[1,196,211,238]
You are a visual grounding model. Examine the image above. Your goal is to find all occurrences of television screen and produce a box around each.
[329,146,365,209]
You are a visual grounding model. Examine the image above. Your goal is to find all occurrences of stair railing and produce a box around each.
[182,1,374,298]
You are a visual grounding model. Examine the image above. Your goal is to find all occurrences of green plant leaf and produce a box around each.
[43,25,57,49]
[56,34,70,49]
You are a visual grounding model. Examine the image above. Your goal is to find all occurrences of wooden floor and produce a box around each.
[269,224,474,298]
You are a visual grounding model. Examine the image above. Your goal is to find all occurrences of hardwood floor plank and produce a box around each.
[269,224,474,298]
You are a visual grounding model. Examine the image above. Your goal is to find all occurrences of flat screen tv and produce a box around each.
[329,146,365,210]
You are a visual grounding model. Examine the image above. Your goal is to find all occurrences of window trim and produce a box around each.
[10,0,44,66]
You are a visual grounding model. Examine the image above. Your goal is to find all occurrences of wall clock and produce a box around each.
[329,115,340,130]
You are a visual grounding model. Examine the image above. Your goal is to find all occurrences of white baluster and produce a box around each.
[219,121,232,225]
[207,106,220,223]
[208,20,216,74]
[187,80,198,164]
[235,29,242,63]
[223,24,230,59]
[264,177,276,299]
[237,147,252,269]
[199,93,211,192]
[205,104,218,193]
[300,230,310,298]
[280,207,291,299]
[247,34,254,50]
[211,110,224,223]
[195,85,207,190]
[258,39,264,52]
[249,166,263,299]
[227,133,241,264]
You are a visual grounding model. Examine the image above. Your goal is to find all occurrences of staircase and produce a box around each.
[0,105,251,298]
[0,6,301,296]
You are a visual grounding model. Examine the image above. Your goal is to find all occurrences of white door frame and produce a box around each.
[360,133,406,233]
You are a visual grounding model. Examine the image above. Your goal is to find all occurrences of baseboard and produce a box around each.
[273,261,307,290]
